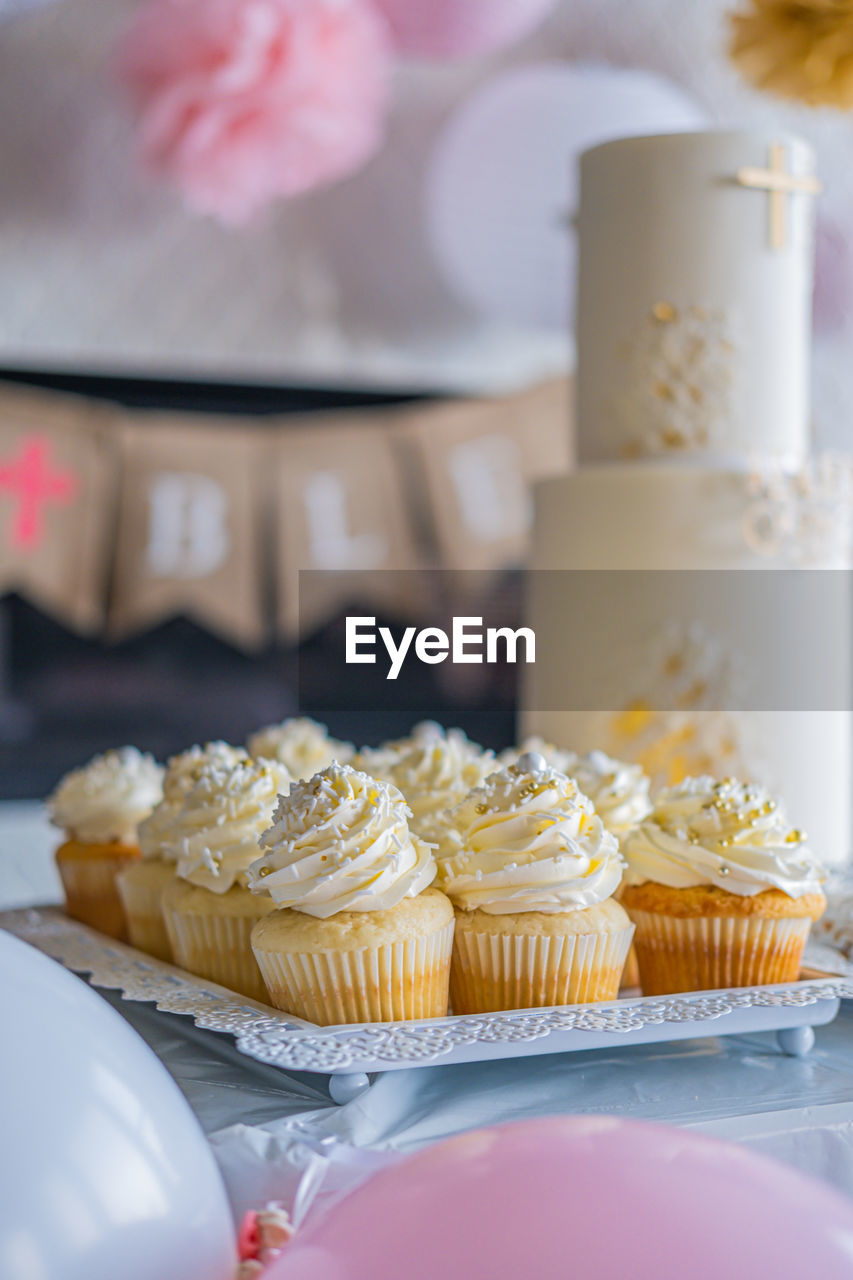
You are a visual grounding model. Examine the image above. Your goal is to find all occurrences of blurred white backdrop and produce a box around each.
[0,0,851,446]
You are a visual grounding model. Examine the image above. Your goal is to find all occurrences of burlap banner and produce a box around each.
[109,415,267,649]
[274,414,422,639]
[0,378,572,646]
[0,384,114,632]
[395,377,572,574]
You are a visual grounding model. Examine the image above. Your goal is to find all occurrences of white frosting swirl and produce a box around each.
[248,764,435,918]
[247,717,353,779]
[48,747,164,845]
[138,742,248,860]
[437,763,624,915]
[354,721,458,777]
[564,750,652,838]
[359,725,494,845]
[168,756,292,893]
[623,775,825,898]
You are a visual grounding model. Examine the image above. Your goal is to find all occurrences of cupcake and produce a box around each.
[117,742,248,961]
[247,717,353,778]
[621,776,826,995]
[357,722,493,851]
[247,764,453,1024]
[437,751,633,1013]
[564,750,652,990]
[353,720,456,778]
[48,747,164,938]
[563,750,652,841]
[160,755,292,1002]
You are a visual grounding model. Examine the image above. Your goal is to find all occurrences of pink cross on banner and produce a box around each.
[0,386,114,632]
[0,435,77,550]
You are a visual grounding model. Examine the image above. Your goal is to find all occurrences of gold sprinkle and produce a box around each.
[785,829,805,843]
[257,865,272,878]
[652,301,677,323]
[718,863,731,876]
[719,838,732,848]
[762,800,776,815]
[475,803,488,815]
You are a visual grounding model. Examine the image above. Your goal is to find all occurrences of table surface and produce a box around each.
[5,801,853,1223]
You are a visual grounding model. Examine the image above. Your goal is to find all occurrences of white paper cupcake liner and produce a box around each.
[56,850,135,940]
[253,921,455,1025]
[163,903,271,1004]
[627,909,812,995]
[449,923,635,1014]
[116,872,173,962]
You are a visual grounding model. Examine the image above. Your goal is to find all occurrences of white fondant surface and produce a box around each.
[577,131,817,464]
[524,469,851,866]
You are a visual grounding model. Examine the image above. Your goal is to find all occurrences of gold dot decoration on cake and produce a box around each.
[610,303,740,457]
[729,0,853,111]
[606,622,750,792]
[652,300,678,323]
[742,454,853,567]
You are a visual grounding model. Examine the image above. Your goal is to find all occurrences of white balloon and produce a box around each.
[0,931,236,1280]
[427,62,707,331]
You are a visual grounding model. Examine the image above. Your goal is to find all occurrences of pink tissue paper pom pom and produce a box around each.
[116,0,392,226]
[373,0,559,60]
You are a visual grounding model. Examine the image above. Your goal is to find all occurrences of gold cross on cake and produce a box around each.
[735,142,822,250]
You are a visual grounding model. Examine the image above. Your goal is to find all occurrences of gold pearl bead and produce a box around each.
[652,301,677,323]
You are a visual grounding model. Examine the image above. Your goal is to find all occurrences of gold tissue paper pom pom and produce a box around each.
[730,0,853,110]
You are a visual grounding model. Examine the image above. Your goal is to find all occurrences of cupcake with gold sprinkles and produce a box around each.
[621,775,826,995]
[437,751,633,1013]
[247,763,453,1024]
[357,721,493,852]
[160,754,292,1002]
[117,741,248,961]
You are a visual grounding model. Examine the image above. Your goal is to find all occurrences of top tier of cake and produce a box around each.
[576,130,819,467]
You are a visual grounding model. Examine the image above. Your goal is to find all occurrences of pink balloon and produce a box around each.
[270,1117,853,1279]
[373,0,559,60]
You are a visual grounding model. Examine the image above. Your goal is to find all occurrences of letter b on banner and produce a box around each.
[146,472,230,578]
[110,418,265,649]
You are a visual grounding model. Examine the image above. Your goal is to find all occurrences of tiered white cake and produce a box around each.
[524,131,850,866]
